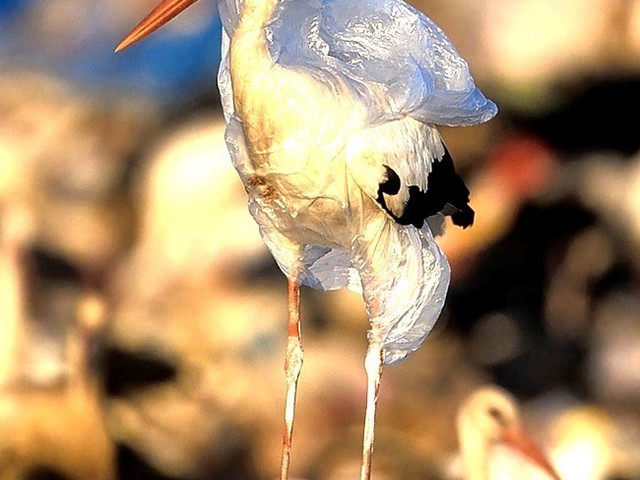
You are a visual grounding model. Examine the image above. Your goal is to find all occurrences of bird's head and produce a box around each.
[460,386,521,444]
[115,0,200,52]
[458,386,562,480]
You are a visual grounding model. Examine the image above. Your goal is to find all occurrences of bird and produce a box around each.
[457,386,561,480]
[116,0,497,478]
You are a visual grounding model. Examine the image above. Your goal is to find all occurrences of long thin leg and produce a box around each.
[360,341,384,480]
[280,278,303,480]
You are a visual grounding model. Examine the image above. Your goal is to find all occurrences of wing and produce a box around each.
[266,0,497,126]
[345,116,475,229]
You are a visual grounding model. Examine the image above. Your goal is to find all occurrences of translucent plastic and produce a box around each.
[217,0,497,364]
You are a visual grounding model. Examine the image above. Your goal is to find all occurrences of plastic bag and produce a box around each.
[218,0,497,364]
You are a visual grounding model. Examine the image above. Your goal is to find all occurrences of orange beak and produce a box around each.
[502,427,562,480]
[115,0,201,52]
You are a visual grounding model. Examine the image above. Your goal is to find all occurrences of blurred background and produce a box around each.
[0,0,639,479]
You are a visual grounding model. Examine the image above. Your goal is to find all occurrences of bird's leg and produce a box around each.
[280,278,303,480]
[360,340,384,480]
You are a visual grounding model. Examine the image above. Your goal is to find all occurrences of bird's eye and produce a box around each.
[488,407,507,425]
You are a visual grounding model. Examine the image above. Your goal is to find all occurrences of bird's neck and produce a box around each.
[237,0,280,33]
[459,420,491,480]
[230,0,281,72]
[230,0,283,116]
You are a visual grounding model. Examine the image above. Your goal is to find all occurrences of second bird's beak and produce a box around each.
[501,426,562,480]
[115,0,201,52]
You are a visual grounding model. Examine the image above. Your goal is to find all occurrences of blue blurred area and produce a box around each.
[0,0,26,17]
[0,2,222,103]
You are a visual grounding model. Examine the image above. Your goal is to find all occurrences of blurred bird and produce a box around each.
[117,0,496,478]
[0,293,114,480]
[457,386,561,480]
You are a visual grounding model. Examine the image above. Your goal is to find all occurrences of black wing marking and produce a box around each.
[376,146,474,229]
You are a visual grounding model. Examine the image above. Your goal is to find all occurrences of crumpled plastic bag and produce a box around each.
[217,0,497,364]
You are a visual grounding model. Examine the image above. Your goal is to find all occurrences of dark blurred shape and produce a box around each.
[116,445,177,480]
[28,247,83,284]
[450,201,596,333]
[519,77,640,156]
[590,262,634,303]
[105,348,178,397]
[23,467,70,480]
[449,202,596,397]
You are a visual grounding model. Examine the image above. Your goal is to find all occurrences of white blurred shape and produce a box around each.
[482,0,609,84]
[135,115,267,282]
[551,407,615,480]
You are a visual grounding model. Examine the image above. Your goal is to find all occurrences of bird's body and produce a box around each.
[221,0,496,362]
[117,0,497,477]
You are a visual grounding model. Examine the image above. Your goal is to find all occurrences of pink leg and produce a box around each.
[280,278,303,480]
[360,341,384,480]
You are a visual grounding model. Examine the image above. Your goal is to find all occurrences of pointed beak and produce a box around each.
[502,427,562,480]
[115,0,200,52]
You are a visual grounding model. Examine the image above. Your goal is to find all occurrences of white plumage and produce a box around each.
[117,0,496,477]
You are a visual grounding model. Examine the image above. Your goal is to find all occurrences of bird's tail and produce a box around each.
[428,145,475,229]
